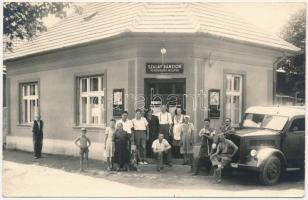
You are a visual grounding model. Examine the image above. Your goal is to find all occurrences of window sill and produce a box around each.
[72,125,106,131]
[17,124,32,127]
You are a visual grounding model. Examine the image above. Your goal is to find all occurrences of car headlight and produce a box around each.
[250,149,257,157]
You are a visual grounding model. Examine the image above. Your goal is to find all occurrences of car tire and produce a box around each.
[259,156,282,186]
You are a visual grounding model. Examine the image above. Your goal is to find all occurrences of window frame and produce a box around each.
[289,117,305,132]
[19,80,40,125]
[76,73,106,128]
[223,71,246,127]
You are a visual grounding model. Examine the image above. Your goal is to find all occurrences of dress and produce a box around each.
[104,127,115,158]
[180,123,194,154]
[173,114,183,146]
[113,129,130,168]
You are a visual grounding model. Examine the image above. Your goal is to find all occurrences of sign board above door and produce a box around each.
[146,63,183,73]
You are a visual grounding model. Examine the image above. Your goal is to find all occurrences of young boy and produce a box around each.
[74,128,91,172]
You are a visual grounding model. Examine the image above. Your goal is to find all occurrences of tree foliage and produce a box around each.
[277,9,305,100]
[3,2,75,51]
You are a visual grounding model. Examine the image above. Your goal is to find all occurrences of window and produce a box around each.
[21,82,39,123]
[243,113,288,131]
[225,74,243,126]
[290,118,305,132]
[78,75,105,126]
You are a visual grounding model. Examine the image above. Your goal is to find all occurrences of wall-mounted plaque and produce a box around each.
[208,89,220,119]
[113,89,124,117]
[146,63,183,73]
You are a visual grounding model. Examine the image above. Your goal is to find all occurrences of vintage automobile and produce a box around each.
[229,106,305,185]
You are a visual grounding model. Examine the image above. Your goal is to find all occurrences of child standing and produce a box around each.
[104,119,116,171]
[180,115,194,167]
[74,128,91,172]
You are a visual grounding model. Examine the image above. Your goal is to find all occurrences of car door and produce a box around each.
[282,116,305,162]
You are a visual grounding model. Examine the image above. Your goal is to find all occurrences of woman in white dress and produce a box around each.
[180,115,194,166]
[172,107,184,158]
[104,119,116,171]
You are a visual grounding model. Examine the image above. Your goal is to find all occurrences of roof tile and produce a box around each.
[4,2,300,61]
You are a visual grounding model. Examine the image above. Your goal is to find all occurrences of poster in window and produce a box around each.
[113,89,124,116]
[208,89,220,119]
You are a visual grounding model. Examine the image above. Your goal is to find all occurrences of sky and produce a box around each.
[221,2,305,36]
[44,2,305,37]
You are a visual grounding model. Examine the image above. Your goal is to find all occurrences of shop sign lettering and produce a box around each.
[146,63,183,73]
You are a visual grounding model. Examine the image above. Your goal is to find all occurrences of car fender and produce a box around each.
[256,148,287,170]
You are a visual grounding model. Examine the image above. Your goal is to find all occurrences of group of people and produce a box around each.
[32,105,239,183]
[101,106,199,171]
[193,118,238,183]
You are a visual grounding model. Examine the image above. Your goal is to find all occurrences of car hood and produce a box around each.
[235,128,279,137]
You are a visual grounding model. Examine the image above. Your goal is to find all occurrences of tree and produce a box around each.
[277,9,305,102]
[3,2,82,52]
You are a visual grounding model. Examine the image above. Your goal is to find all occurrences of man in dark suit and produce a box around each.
[32,114,44,159]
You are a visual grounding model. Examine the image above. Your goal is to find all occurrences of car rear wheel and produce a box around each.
[259,156,282,185]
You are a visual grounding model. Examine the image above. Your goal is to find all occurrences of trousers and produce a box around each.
[159,124,172,163]
[134,130,147,161]
[33,138,43,158]
[155,149,172,168]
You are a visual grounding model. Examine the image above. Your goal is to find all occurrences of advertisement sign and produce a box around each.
[208,89,220,119]
[113,89,124,116]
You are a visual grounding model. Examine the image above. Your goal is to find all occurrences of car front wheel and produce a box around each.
[259,156,282,185]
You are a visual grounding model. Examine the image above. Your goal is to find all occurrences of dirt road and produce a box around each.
[3,150,304,197]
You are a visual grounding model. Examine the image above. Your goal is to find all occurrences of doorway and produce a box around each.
[144,78,186,115]
[144,78,186,159]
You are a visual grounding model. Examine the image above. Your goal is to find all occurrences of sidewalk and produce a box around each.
[3,149,194,177]
[3,149,305,197]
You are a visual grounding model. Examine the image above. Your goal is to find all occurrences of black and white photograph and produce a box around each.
[1,0,306,198]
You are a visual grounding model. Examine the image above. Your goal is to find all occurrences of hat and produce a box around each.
[184,115,190,119]
[81,128,86,131]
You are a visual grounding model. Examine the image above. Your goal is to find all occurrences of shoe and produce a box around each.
[157,167,161,172]
[143,161,148,165]
[34,157,39,159]
[217,179,222,183]
[167,163,173,167]
[138,162,143,165]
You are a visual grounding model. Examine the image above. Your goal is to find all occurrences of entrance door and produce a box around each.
[144,78,186,115]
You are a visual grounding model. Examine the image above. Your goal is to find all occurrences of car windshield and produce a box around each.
[242,113,289,131]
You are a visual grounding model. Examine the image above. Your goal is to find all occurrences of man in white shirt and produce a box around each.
[132,109,149,165]
[116,111,133,134]
[155,105,173,165]
[152,133,171,171]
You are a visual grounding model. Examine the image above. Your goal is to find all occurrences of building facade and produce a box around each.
[4,3,299,159]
